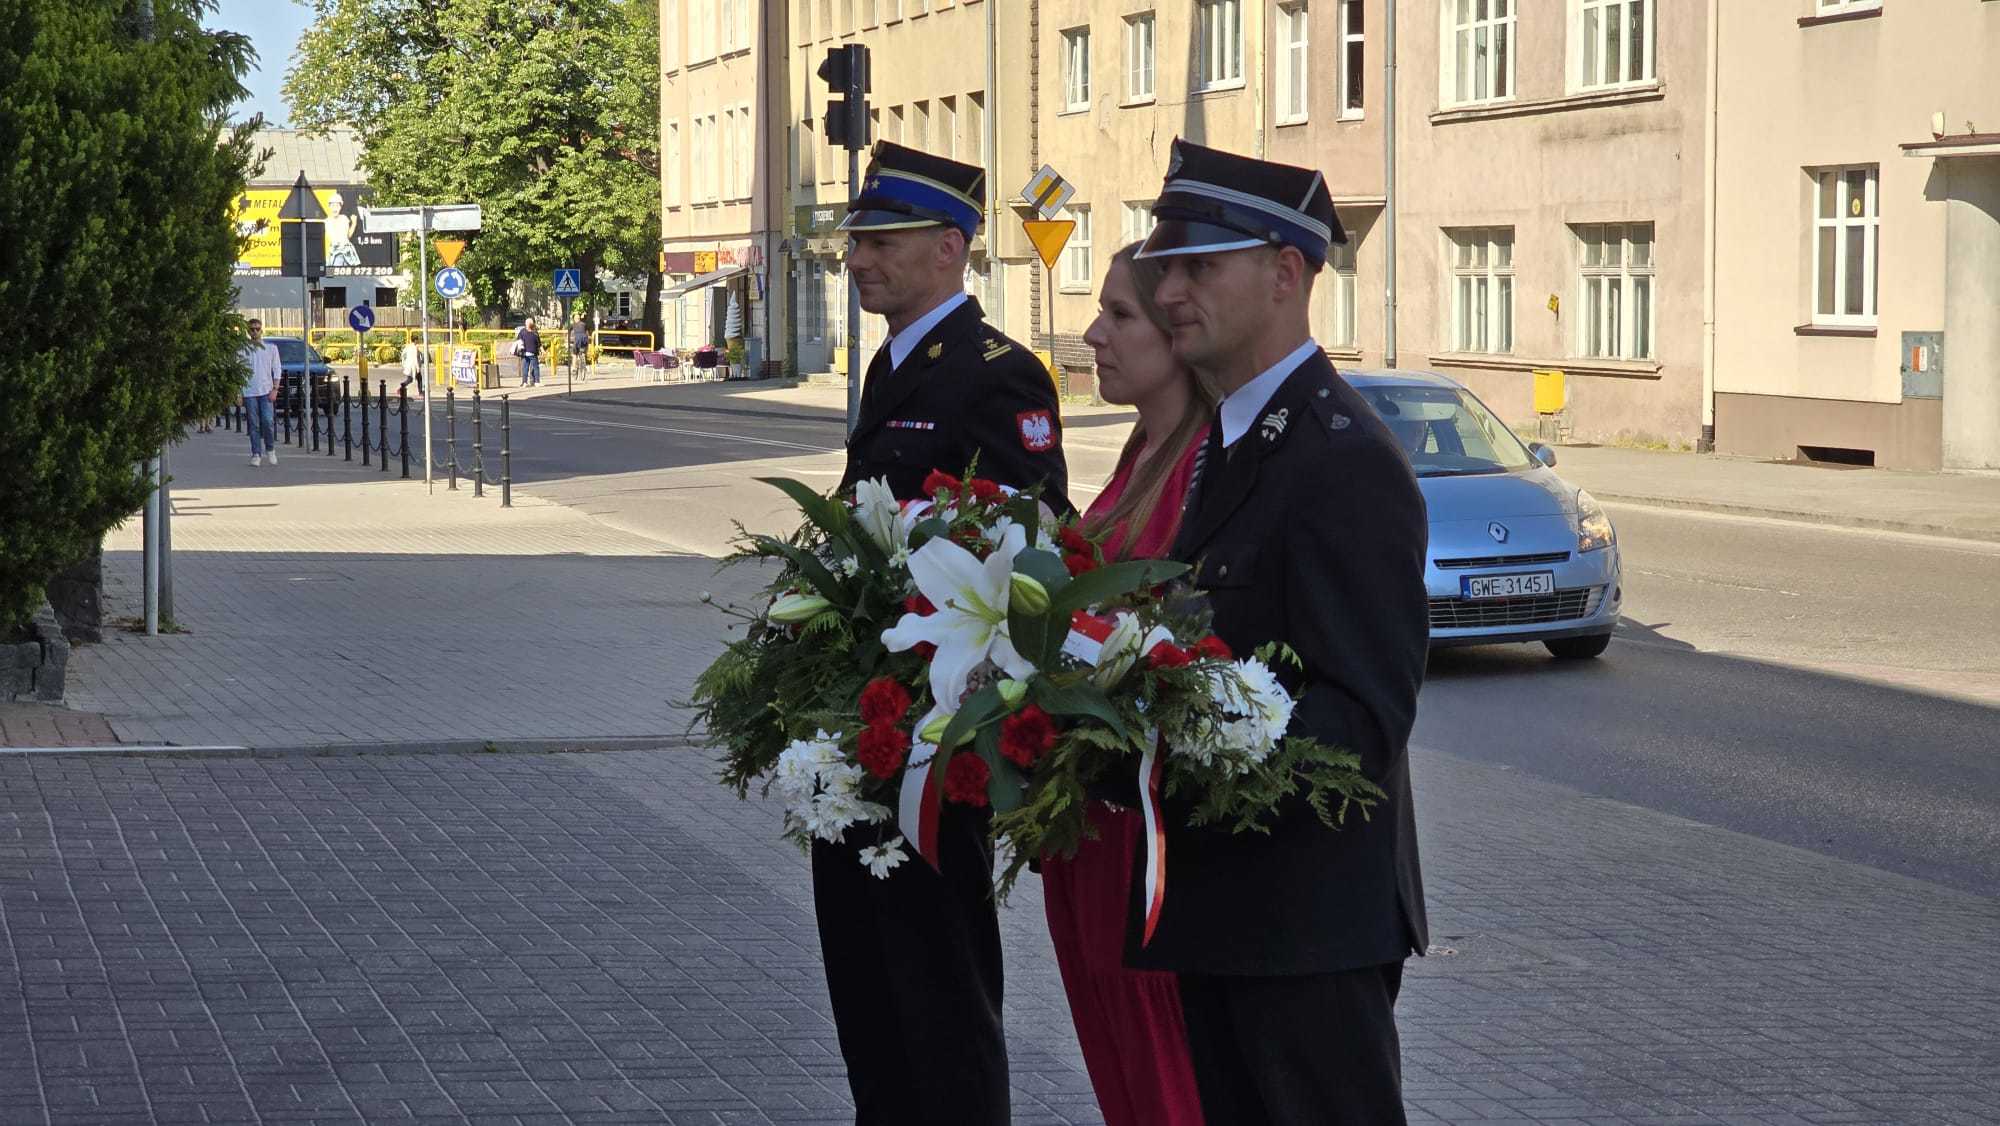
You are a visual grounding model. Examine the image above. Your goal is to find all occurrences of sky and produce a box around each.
[205,0,316,128]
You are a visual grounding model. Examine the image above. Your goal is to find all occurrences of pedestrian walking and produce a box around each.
[240,318,280,466]
[514,319,542,387]
[567,316,590,383]
[400,336,425,399]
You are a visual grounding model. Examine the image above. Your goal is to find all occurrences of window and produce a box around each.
[374,287,398,307]
[1196,0,1243,90]
[939,96,958,159]
[1276,4,1309,124]
[1061,206,1093,291]
[1124,13,1156,101]
[1062,27,1092,112]
[1447,0,1515,105]
[798,0,812,42]
[967,92,985,167]
[1447,227,1514,353]
[1576,0,1654,89]
[1816,0,1880,12]
[1812,166,1879,325]
[720,0,747,52]
[323,286,348,308]
[911,100,929,150]
[734,103,753,198]
[887,104,904,145]
[663,0,680,69]
[616,291,633,320]
[798,120,816,188]
[691,0,715,61]
[666,120,683,206]
[1324,236,1358,348]
[1340,0,1364,116]
[1574,222,1654,359]
[1120,200,1155,246]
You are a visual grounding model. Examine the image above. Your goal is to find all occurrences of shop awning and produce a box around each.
[663,263,747,297]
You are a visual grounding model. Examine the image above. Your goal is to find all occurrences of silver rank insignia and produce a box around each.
[1259,407,1290,442]
[926,342,943,360]
[981,338,1012,361]
[1329,413,1352,431]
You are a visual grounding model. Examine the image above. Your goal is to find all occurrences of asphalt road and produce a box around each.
[482,384,2000,896]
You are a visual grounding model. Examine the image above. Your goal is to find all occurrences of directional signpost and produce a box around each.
[553,269,582,397]
[362,203,483,493]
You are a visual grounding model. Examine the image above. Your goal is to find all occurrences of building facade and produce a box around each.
[1712,0,2000,470]
[659,0,786,367]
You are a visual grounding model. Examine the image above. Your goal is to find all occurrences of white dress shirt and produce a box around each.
[886,292,969,372]
[1217,338,1320,447]
[241,341,282,397]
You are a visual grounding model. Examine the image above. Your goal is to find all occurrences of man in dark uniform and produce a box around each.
[1130,139,1431,1124]
[818,140,1068,1126]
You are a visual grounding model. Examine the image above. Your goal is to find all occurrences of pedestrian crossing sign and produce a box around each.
[553,269,582,297]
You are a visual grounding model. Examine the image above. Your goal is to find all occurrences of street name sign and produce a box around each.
[363,203,484,235]
[347,304,375,332]
[552,269,582,297]
[434,267,470,299]
[1023,219,1076,271]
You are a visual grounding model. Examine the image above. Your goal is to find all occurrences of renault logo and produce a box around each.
[1487,521,1509,544]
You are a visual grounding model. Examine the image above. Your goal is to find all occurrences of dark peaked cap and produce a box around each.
[837,141,986,239]
[1135,138,1345,266]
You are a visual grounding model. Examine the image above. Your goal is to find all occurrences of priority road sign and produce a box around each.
[1023,219,1076,271]
[1019,165,1075,221]
[347,303,376,332]
[552,268,582,297]
[434,266,469,299]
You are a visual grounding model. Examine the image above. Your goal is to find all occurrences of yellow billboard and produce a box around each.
[230,186,396,277]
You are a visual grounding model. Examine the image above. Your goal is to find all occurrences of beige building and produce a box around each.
[1712,1,2000,471]
[659,0,787,367]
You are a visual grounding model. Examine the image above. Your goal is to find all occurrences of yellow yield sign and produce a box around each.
[1023,219,1075,271]
[434,238,467,267]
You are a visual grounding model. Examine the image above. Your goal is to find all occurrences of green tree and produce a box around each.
[0,0,256,631]
[285,0,662,341]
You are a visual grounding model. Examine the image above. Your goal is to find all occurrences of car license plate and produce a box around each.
[1461,572,1556,600]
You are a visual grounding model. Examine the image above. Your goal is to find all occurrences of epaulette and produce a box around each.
[981,336,1012,362]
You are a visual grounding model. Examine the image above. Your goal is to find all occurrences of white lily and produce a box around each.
[1092,615,1178,689]
[853,478,905,553]
[882,522,1036,708]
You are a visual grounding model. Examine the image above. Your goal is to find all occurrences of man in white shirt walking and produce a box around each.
[241,319,282,466]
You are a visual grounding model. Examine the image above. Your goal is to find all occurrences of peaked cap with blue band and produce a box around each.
[837,141,986,239]
[1135,139,1345,267]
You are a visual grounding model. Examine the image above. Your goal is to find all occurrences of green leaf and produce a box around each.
[1048,559,1191,620]
[763,540,849,605]
[938,684,1006,750]
[1012,548,1071,594]
[1004,493,1043,545]
[908,517,951,551]
[977,729,1026,814]
[1008,604,1049,673]
[1030,680,1132,742]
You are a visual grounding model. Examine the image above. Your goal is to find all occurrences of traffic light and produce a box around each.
[817,43,870,151]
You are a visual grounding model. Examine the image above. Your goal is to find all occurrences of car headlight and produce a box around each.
[1575,489,1615,553]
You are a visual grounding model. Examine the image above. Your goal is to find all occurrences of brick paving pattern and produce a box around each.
[0,703,120,750]
[1,743,1994,1125]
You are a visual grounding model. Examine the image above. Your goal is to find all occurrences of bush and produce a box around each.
[0,0,255,630]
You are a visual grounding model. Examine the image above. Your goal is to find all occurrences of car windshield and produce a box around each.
[269,339,324,365]
[1362,384,1534,477]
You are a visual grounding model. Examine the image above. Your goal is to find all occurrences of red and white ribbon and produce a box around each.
[898,743,945,870]
[1138,730,1169,946]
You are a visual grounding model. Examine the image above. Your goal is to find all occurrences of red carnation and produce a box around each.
[922,470,962,497]
[1056,525,1092,554]
[856,724,911,779]
[969,477,1004,503]
[943,752,992,806]
[914,641,937,660]
[1147,641,1193,669]
[1063,552,1097,577]
[1193,635,1233,662]
[859,678,913,726]
[998,705,1058,768]
[903,594,936,616]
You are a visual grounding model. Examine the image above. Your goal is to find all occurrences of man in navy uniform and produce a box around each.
[820,140,1068,1126]
[1131,139,1431,1124]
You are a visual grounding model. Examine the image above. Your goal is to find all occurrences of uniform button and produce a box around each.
[1317,389,1329,398]
[1218,564,1229,578]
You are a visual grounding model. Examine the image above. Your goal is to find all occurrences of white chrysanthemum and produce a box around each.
[774,732,889,843]
[1212,659,1296,764]
[857,836,910,879]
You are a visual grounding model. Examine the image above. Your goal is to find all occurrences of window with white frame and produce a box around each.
[1574,222,1654,359]
[1576,0,1654,89]
[695,114,719,201]
[1276,3,1309,124]
[1323,235,1358,348]
[1061,206,1093,290]
[691,0,715,61]
[1812,166,1879,325]
[720,0,745,52]
[1120,200,1155,247]
[666,120,683,206]
[1447,227,1514,353]
[1340,0,1365,116]
[1063,27,1091,111]
[1125,12,1156,101]
[1196,0,1243,90]
[1446,0,1515,105]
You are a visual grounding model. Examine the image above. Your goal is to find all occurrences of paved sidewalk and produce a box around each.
[0,702,118,749]
[58,432,775,749]
[0,741,1992,1125]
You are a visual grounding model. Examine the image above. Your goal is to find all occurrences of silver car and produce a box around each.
[1347,370,1622,660]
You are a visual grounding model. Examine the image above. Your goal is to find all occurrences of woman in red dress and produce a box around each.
[1043,244,1216,1126]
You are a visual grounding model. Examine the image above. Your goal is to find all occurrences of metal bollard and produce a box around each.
[472,389,484,499]
[500,395,511,508]
[446,386,458,491]
[398,385,410,479]
[325,382,334,457]
[309,378,320,453]
[281,385,292,444]
[378,380,389,474]
[359,380,371,467]
[342,378,353,461]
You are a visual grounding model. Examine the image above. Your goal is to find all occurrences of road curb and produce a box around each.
[0,734,710,760]
[1593,491,1999,544]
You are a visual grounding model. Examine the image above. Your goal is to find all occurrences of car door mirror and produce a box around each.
[1529,441,1557,468]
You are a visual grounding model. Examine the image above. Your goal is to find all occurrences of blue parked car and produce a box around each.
[1347,369,1622,660]
[266,336,336,417]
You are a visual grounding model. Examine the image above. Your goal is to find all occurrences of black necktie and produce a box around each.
[1179,416,1226,525]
